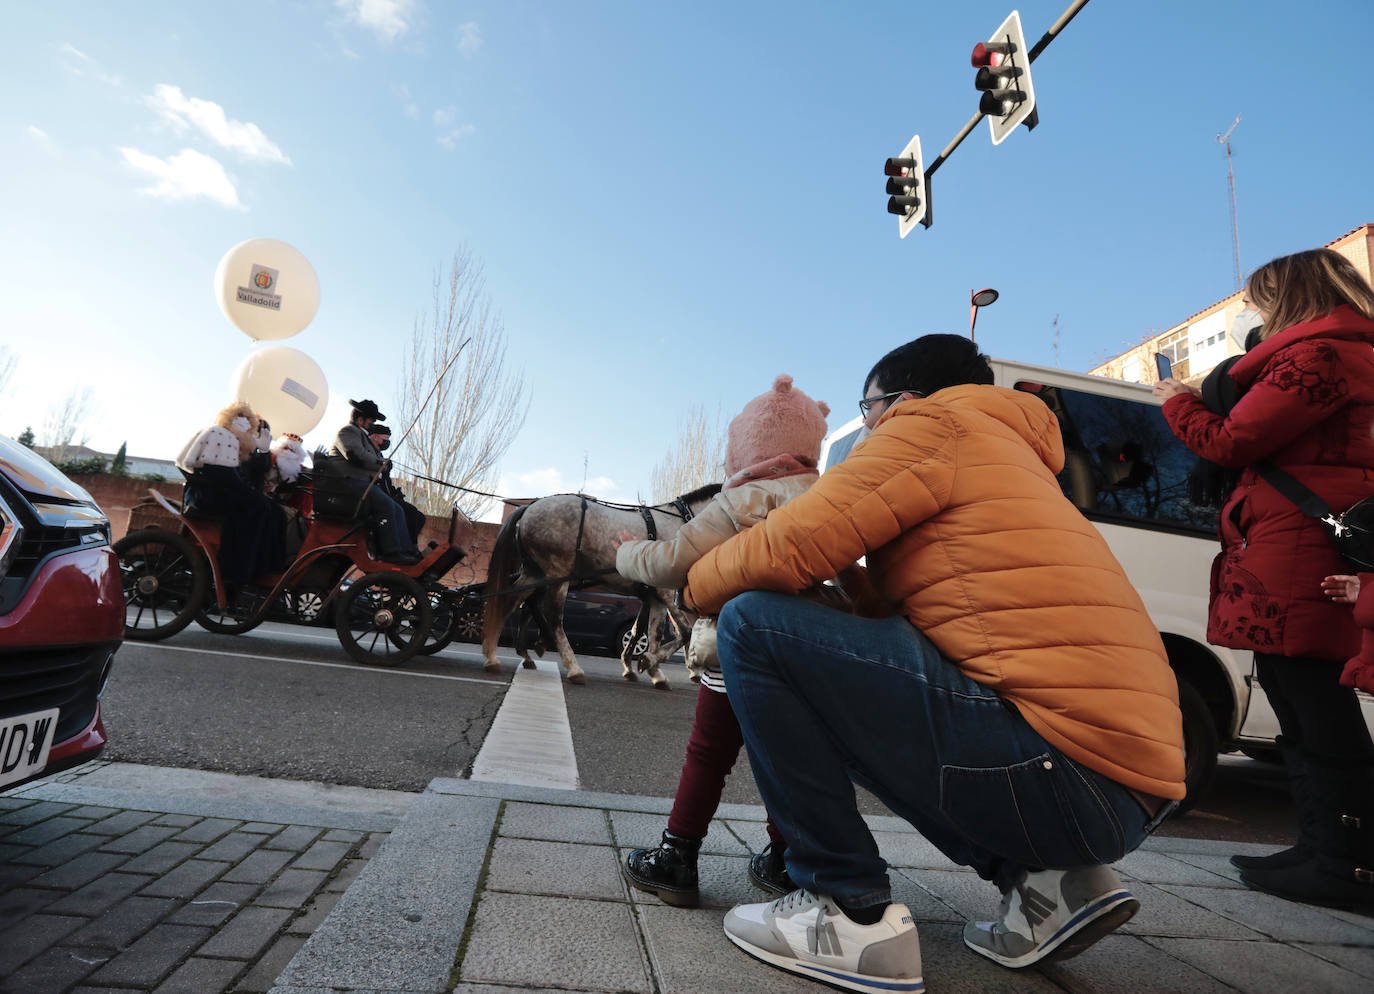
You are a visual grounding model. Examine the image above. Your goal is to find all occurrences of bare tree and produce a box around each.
[40,386,98,449]
[394,248,528,519]
[0,347,16,396]
[650,405,726,501]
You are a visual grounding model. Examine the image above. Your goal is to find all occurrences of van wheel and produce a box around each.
[1176,677,1219,814]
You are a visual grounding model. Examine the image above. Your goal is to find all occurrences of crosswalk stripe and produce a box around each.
[469,660,580,789]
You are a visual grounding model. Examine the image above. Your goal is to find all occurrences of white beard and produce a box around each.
[270,439,308,482]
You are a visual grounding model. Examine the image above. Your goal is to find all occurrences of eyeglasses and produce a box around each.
[859,389,923,416]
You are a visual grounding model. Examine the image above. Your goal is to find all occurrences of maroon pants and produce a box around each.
[667,682,783,845]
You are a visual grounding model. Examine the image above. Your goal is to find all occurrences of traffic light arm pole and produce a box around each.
[919,0,1092,228]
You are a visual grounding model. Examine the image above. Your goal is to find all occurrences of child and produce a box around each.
[616,375,830,907]
[1320,573,1374,693]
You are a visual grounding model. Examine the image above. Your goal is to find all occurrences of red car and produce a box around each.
[0,436,121,792]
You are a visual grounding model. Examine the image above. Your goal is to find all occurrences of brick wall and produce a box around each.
[76,473,500,586]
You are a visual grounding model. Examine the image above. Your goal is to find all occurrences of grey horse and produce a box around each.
[481,486,721,687]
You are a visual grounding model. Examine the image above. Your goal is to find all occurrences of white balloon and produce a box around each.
[213,238,320,341]
[229,346,329,437]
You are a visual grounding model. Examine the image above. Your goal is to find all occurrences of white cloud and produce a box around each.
[120,147,243,209]
[57,43,121,86]
[433,105,475,148]
[148,84,290,165]
[392,83,419,119]
[457,21,482,58]
[337,0,416,42]
[27,125,51,144]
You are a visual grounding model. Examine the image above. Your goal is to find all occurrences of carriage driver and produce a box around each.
[366,423,429,549]
[329,399,422,565]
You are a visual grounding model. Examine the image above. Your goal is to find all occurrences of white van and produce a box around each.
[820,357,1374,811]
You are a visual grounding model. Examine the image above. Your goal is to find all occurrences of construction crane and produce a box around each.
[1217,115,1242,292]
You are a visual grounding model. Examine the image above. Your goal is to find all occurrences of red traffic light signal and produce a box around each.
[972,10,1037,146]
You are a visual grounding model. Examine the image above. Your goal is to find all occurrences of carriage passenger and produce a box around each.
[367,423,429,549]
[615,374,832,909]
[175,402,286,591]
[329,399,421,565]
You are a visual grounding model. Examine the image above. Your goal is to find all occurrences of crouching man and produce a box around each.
[683,334,1185,993]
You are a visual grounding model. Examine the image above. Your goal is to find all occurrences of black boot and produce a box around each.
[623,831,701,907]
[1239,759,1374,914]
[1232,737,1319,870]
[747,840,795,895]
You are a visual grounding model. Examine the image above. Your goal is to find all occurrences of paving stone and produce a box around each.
[0,796,38,814]
[2,816,92,846]
[235,933,306,993]
[284,889,342,935]
[0,943,110,994]
[461,891,651,992]
[1040,931,1238,993]
[151,956,245,994]
[322,857,367,893]
[9,831,107,867]
[198,831,274,863]
[290,839,351,871]
[151,813,200,828]
[172,817,240,844]
[198,905,291,959]
[87,923,212,987]
[0,800,75,828]
[0,861,43,889]
[0,841,24,860]
[358,832,385,858]
[0,888,58,929]
[1160,883,1374,944]
[30,850,131,890]
[166,881,259,926]
[916,922,1078,992]
[221,849,292,884]
[322,828,363,844]
[1114,881,1267,940]
[485,837,625,900]
[84,810,157,836]
[892,866,1001,923]
[45,872,154,916]
[1147,934,1370,992]
[500,801,612,844]
[119,840,202,875]
[889,868,967,923]
[0,913,87,975]
[609,810,748,856]
[871,829,961,870]
[240,821,283,834]
[262,825,322,852]
[622,852,757,911]
[1166,850,1248,887]
[63,806,121,821]
[255,868,328,909]
[98,824,183,855]
[138,858,227,899]
[1296,941,1374,979]
[64,895,177,951]
[1118,849,1244,889]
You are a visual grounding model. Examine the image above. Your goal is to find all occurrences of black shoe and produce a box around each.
[747,841,795,895]
[1231,844,1315,871]
[381,549,422,565]
[1240,856,1374,914]
[622,831,700,907]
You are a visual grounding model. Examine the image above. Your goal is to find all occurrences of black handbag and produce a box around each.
[1253,463,1374,571]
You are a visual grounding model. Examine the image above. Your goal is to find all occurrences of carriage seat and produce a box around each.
[177,469,224,522]
[309,454,368,523]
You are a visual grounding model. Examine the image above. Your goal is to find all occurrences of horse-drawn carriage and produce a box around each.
[113,474,469,666]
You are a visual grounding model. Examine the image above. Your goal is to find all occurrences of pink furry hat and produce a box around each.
[723,375,831,476]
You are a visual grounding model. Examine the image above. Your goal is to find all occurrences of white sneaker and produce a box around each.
[723,888,924,994]
[962,865,1139,969]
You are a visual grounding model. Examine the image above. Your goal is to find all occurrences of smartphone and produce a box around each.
[1153,352,1173,380]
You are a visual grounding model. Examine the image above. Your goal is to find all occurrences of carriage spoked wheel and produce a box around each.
[335,572,432,666]
[113,528,208,641]
[195,584,274,636]
[414,584,457,657]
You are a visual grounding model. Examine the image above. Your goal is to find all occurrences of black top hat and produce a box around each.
[368,423,392,436]
[348,398,386,421]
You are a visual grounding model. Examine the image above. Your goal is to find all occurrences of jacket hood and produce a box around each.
[880,383,1065,474]
[1231,305,1374,389]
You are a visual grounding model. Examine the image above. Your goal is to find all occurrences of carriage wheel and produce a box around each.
[335,572,432,667]
[415,584,457,656]
[618,622,651,661]
[195,584,272,636]
[114,529,208,641]
[452,592,485,644]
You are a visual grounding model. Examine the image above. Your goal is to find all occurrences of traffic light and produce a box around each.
[972,9,1036,146]
[884,134,926,237]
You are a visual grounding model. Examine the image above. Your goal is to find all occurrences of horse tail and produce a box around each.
[483,503,532,645]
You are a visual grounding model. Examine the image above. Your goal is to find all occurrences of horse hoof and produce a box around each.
[568,671,585,685]
[521,659,537,669]
[652,680,670,691]
[622,670,638,681]
[483,662,502,674]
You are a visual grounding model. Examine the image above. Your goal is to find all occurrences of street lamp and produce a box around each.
[969,287,999,342]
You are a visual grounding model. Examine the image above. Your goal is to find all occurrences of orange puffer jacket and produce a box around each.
[685,383,1186,800]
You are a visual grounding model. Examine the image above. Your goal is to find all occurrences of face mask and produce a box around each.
[378,439,390,451]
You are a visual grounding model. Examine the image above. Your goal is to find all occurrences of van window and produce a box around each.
[1015,381,1217,535]
[823,426,864,468]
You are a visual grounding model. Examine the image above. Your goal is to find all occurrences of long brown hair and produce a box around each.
[1246,248,1374,339]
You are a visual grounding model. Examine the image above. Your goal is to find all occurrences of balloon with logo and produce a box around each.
[229,346,328,437]
[214,238,320,342]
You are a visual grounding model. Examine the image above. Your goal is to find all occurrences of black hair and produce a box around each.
[864,333,994,398]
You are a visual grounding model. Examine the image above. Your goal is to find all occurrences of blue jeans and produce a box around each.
[717,591,1151,909]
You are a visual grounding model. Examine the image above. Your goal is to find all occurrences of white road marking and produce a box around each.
[134,641,512,686]
[469,659,579,789]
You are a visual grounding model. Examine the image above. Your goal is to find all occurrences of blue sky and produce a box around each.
[3,0,1371,516]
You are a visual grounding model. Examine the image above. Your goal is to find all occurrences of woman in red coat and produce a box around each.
[1156,248,1374,913]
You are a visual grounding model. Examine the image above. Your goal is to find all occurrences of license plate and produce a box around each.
[0,708,60,790]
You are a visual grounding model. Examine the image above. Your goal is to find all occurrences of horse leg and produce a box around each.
[544,583,585,684]
[481,593,527,673]
[640,600,673,690]
[663,598,701,683]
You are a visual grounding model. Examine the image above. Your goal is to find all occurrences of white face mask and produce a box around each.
[230,416,252,432]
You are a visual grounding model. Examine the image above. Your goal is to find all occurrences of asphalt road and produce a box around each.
[100,622,1301,846]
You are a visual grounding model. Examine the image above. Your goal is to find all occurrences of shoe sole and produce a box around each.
[747,865,793,896]
[965,890,1139,969]
[724,926,925,994]
[620,863,698,908]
